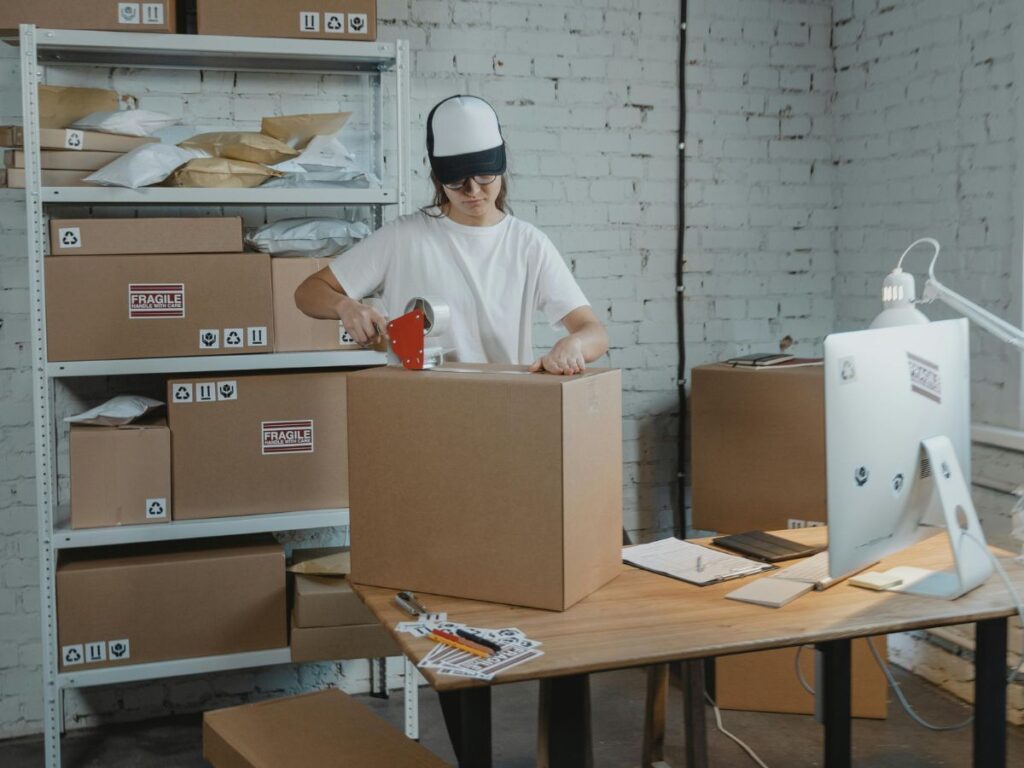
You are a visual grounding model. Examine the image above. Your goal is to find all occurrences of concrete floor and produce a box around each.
[1,666,1021,767]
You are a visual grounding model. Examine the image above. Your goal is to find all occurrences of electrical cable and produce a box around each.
[793,534,1024,732]
[675,0,688,540]
[705,692,771,768]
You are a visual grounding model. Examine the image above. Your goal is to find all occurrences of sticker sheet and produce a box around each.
[396,619,544,681]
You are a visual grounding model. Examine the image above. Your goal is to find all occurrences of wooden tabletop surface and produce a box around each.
[351,528,1024,691]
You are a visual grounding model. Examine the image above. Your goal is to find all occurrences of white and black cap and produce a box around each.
[427,95,506,184]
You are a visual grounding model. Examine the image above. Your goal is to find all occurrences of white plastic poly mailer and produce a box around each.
[65,395,164,426]
[85,144,207,188]
[245,218,371,258]
[71,110,181,137]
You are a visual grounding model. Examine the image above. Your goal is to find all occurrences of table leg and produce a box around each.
[974,616,1007,768]
[537,674,593,768]
[438,688,492,768]
[817,638,851,768]
[642,664,669,766]
[681,659,709,768]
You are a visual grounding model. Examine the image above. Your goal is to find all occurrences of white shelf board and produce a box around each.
[40,186,397,206]
[58,648,293,689]
[53,507,349,549]
[6,28,398,73]
[48,350,386,378]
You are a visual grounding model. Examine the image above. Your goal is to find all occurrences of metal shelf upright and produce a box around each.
[13,25,410,766]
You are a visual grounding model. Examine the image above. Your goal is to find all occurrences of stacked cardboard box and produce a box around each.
[57,537,286,671]
[197,1,376,41]
[43,217,276,362]
[0,1,178,33]
[271,257,360,352]
[70,418,172,529]
[167,371,350,520]
[289,548,399,662]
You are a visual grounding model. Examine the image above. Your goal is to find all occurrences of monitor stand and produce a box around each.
[882,435,993,600]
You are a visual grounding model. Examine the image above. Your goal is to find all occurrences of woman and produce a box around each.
[295,94,608,374]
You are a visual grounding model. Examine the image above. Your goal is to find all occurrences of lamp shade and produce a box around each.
[870,268,930,328]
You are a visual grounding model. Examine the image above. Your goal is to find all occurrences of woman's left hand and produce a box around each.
[529,336,586,375]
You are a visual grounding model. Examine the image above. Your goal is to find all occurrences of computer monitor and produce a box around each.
[824,318,992,599]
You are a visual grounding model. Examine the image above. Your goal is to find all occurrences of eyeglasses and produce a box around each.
[443,175,498,191]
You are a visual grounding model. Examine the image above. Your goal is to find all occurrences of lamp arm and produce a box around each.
[922,278,1024,349]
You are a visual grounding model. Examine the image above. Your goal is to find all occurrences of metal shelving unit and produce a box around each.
[12,25,410,766]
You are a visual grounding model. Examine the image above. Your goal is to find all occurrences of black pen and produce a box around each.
[456,628,502,653]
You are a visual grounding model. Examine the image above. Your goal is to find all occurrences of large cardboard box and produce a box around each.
[271,257,360,352]
[57,538,286,671]
[0,126,158,152]
[50,217,244,256]
[348,365,623,611]
[203,690,449,768]
[0,1,177,33]
[168,371,350,520]
[691,363,825,533]
[290,614,400,662]
[70,419,171,529]
[5,150,120,171]
[45,252,273,362]
[198,0,376,41]
[715,637,888,719]
[5,169,91,188]
[294,574,376,628]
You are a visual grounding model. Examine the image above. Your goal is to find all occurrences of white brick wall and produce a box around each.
[0,0,686,738]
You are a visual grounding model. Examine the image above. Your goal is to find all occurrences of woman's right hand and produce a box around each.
[336,296,388,346]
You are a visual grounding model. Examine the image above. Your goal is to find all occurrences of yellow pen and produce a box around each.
[427,630,490,658]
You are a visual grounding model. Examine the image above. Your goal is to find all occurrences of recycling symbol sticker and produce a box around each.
[64,130,84,150]
[145,498,167,518]
[325,12,344,32]
[58,227,81,249]
[224,328,244,348]
[62,645,83,666]
[348,13,367,33]
[172,383,193,403]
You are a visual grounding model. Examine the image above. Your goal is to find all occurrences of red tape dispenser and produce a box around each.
[386,296,450,370]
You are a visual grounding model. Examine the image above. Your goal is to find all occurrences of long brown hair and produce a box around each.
[425,173,511,217]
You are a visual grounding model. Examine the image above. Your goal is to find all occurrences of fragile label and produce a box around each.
[262,420,314,455]
[142,2,165,24]
[64,129,85,150]
[129,283,185,319]
[57,227,81,249]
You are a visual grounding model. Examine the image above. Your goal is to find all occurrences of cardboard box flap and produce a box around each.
[203,689,447,767]
[58,538,282,573]
[289,547,350,576]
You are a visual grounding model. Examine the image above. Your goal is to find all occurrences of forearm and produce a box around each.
[294,275,348,320]
[569,321,609,363]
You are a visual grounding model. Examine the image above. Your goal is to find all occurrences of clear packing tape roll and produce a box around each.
[404,296,451,337]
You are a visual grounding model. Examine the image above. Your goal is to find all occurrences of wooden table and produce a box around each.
[352,528,1023,768]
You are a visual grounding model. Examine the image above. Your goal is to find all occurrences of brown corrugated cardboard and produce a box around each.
[691,364,825,533]
[203,690,449,768]
[45,252,273,362]
[294,575,375,628]
[70,418,171,529]
[39,85,119,130]
[57,538,286,671]
[168,371,349,520]
[5,150,121,171]
[0,1,176,33]
[198,0,376,41]
[0,126,158,152]
[271,258,359,352]
[49,217,243,256]
[290,546,351,576]
[289,613,399,662]
[348,364,623,611]
[5,168,91,188]
[715,637,888,719]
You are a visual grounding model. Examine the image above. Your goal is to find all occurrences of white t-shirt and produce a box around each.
[329,210,589,364]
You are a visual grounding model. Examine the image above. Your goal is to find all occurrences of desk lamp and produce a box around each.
[871,237,1024,349]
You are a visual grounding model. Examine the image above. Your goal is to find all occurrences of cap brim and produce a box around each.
[430,145,506,184]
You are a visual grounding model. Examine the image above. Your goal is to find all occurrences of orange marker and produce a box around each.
[427,630,490,658]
